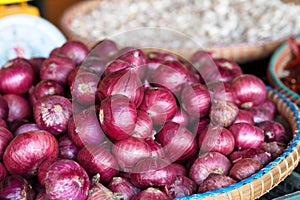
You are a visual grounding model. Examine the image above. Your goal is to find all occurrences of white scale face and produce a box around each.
[0,14,66,67]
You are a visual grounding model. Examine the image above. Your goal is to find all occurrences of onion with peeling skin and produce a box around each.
[256,120,290,143]
[132,187,169,200]
[44,159,90,200]
[108,177,140,200]
[164,175,197,198]
[99,94,137,141]
[247,99,277,123]
[0,127,13,160]
[198,173,237,193]
[34,95,72,136]
[229,158,263,181]
[209,100,239,127]
[3,130,58,178]
[131,110,153,140]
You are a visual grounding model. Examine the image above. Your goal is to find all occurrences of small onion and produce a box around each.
[256,120,290,143]
[132,187,169,200]
[198,173,236,193]
[130,157,177,188]
[231,74,267,108]
[198,126,235,155]
[131,110,153,140]
[233,109,254,125]
[34,95,72,135]
[229,123,265,150]
[108,177,140,200]
[180,83,211,118]
[229,148,272,166]
[0,175,35,200]
[14,123,40,136]
[58,135,79,160]
[102,59,130,77]
[77,144,119,183]
[0,58,34,94]
[0,162,8,181]
[59,40,89,65]
[44,159,90,200]
[0,127,13,160]
[99,94,137,141]
[247,99,277,123]
[90,39,118,58]
[229,158,263,181]
[3,130,58,178]
[164,175,197,198]
[189,152,232,185]
[209,100,239,127]
[139,87,177,125]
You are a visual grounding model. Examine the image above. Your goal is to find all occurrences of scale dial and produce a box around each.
[0,14,66,67]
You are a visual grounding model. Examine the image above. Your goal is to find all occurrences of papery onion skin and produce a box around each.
[260,142,287,159]
[156,122,198,163]
[0,175,35,200]
[256,120,290,143]
[180,83,211,118]
[233,109,254,125]
[198,173,237,193]
[38,158,61,186]
[0,162,7,181]
[58,135,79,160]
[0,58,34,94]
[139,87,177,125]
[130,157,177,188]
[34,95,72,135]
[87,180,120,200]
[44,159,90,200]
[3,130,58,178]
[229,148,272,166]
[231,74,267,109]
[59,40,89,65]
[229,123,265,150]
[0,127,13,160]
[164,175,197,198]
[68,108,105,148]
[112,137,150,171]
[247,99,277,123]
[189,152,232,185]
[131,110,153,140]
[77,144,119,184]
[145,139,165,159]
[132,187,169,200]
[108,177,140,200]
[99,94,137,141]
[209,100,239,127]
[229,158,263,181]
[198,126,235,155]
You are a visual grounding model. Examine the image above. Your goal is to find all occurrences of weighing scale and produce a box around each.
[0,0,67,67]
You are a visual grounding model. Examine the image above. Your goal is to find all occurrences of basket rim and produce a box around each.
[176,86,300,200]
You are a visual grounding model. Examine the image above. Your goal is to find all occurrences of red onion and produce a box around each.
[210,58,243,83]
[198,126,235,155]
[77,144,119,183]
[0,127,13,160]
[102,59,130,77]
[58,135,79,160]
[146,51,178,76]
[189,152,232,185]
[0,175,35,200]
[198,173,237,193]
[145,139,165,159]
[14,123,40,136]
[170,107,189,127]
[189,50,215,67]
[40,55,75,85]
[193,117,211,136]
[233,109,254,125]
[132,187,169,200]
[0,58,34,94]
[209,100,239,127]
[164,175,197,198]
[108,177,140,200]
[0,95,8,120]
[256,120,290,143]
[247,99,277,123]
[151,60,188,95]
[68,108,105,148]
[99,94,137,141]
[229,148,272,166]
[156,122,198,163]
[181,59,204,84]
[170,163,187,177]
[90,39,118,58]
[8,119,30,133]
[231,74,267,108]
[28,57,44,84]
[131,110,153,139]
[0,119,7,129]
[139,87,177,125]
[229,158,263,181]
[67,66,88,87]
[130,157,177,188]
[260,142,286,159]
[180,83,211,118]
[229,123,265,150]
[98,67,144,107]
[44,159,90,200]
[71,72,99,105]
[0,162,7,181]
[59,40,89,65]
[3,94,32,123]
[79,56,108,77]
[29,80,65,105]
[210,82,235,103]
[38,158,61,186]
[49,47,62,57]
[34,95,72,135]
[112,137,151,171]
[3,130,58,178]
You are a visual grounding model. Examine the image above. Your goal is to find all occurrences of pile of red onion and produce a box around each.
[0,39,292,200]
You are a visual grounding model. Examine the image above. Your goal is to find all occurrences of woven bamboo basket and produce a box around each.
[60,0,286,63]
[177,86,300,200]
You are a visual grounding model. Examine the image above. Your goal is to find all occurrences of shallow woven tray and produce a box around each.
[60,0,285,63]
[176,87,300,200]
[267,35,300,105]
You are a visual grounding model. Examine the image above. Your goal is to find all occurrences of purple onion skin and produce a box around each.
[90,39,118,58]
[108,177,140,200]
[3,130,58,178]
[198,173,237,193]
[164,176,198,198]
[260,142,287,159]
[170,163,187,177]
[0,127,13,160]
[44,159,90,200]
[58,135,79,160]
[14,123,40,136]
[131,110,153,140]
[229,158,263,181]
[256,120,291,143]
[0,95,8,120]
[0,162,7,181]
[59,40,89,65]
[87,181,122,200]
[233,109,254,125]
[247,99,277,123]
[0,175,35,200]
[229,148,272,166]
[209,100,239,127]
[132,187,169,200]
